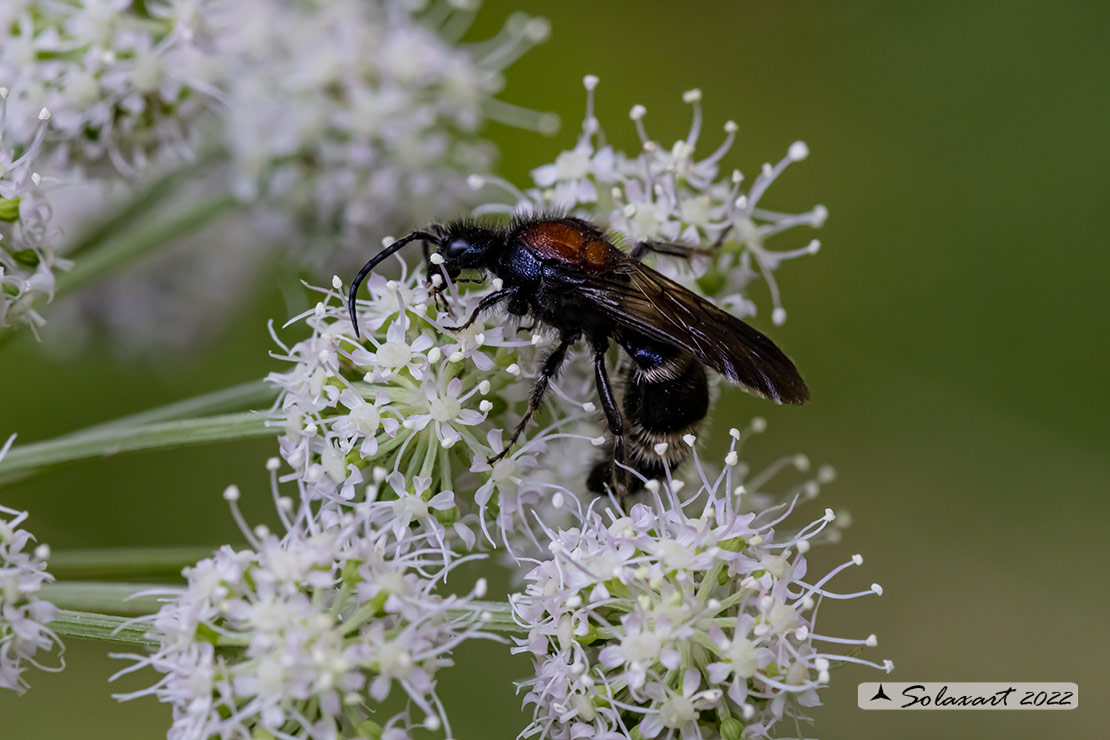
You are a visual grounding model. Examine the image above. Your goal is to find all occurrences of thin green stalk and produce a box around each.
[53,192,238,297]
[49,609,158,648]
[41,582,174,616]
[66,379,276,437]
[47,546,215,581]
[62,157,214,260]
[0,412,274,485]
[43,591,526,649]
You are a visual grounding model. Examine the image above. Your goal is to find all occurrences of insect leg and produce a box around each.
[590,339,623,436]
[440,288,517,332]
[590,337,633,500]
[488,330,580,465]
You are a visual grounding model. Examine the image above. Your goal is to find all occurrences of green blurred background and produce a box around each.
[2,1,1107,738]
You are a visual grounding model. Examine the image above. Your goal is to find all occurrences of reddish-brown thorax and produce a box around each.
[517,219,618,274]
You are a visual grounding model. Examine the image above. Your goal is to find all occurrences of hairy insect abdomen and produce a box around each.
[588,335,709,494]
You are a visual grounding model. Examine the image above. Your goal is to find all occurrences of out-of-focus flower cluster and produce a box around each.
[115,463,493,740]
[221,0,554,264]
[513,434,891,740]
[0,0,222,177]
[3,0,553,347]
[1,437,63,694]
[475,76,825,325]
[266,269,597,552]
[1,93,68,334]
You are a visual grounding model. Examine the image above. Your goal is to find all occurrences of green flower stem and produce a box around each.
[0,412,274,485]
[43,587,526,649]
[50,609,159,648]
[47,546,216,581]
[62,156,215,260]
[68,379,276,436]
[53,191,239,298]
[41,582,173,616]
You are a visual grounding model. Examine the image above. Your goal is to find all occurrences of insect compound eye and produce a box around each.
[443,238,469,260]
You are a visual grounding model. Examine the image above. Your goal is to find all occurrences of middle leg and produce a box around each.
[488,329,581,464]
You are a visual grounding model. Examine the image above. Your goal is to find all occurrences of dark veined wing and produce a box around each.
[577,260,810,404]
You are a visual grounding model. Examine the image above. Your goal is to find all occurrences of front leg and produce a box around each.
[488,329,581,464]
[440,288,516,332]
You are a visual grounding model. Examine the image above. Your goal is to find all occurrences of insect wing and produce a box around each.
[578,261,810,404]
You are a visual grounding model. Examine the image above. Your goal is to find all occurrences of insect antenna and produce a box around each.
[348,230,439,337]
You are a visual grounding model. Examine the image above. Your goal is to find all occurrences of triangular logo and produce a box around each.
[870,684,892,701]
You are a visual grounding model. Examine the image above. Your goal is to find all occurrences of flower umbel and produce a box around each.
[267,269,596,550]
[513,433,891,740]
[475,76,825,325]
[0,0,222,176]
[1,94,68,334]
[114,464,493,739]
[0,436,64,694]
[221,0,554,262]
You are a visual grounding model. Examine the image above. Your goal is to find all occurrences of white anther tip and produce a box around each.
[583,74,599,90]
[871,583,884,596]
[788,141,809,161]
[38,107,51,121]
[429,253,445,265]
[682,88,702,103]
[772,307,787,326]
[222,485,240,502]
[629,104,647,121]
[682,433,697,447]
[266,457,281,471]
[653,442,669,455]
[467,174,485,190]
[724,120,739,133]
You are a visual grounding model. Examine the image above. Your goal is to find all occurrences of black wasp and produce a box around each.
[348,215,809,497]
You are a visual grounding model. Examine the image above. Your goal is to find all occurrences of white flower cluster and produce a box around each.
[116,462,492,740]
[9,0,552,349]
[0,436,64,694]
[267,270,596,551]
[221,0,554,262]
[475,76,826,325]
[1,92,68,334]
[512,433,891,740]
[0,0,222,176]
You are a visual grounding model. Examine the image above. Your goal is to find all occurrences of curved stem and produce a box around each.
[53,192,238,297]
[0,412,275,485]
